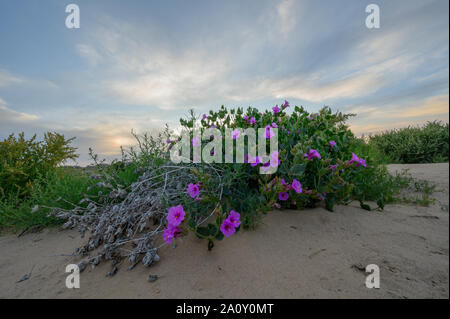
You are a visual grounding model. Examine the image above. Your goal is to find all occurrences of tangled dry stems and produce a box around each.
[49,160,223,275]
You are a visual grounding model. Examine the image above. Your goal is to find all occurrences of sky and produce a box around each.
[0,0,448,165]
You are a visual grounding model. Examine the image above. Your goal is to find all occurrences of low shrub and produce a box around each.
[0,132,78,199]
[42,102,433,274]
[368,121,449,164]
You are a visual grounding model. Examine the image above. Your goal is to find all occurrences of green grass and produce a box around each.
[0,167,93,232]
[0,161,143,233]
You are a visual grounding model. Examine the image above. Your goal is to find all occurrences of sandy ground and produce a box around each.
[0,164,448,299]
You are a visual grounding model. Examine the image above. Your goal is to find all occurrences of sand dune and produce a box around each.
[0,164,448,299]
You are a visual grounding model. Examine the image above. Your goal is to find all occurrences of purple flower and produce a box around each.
[166,139,172,144]
[243,115,249,121]
[250,117,256,125]
[329,140,337,148]
[282,100,290,108]
[292,179,302,194]
[232,129,241,140]
[202,114,207,120]
[278,192,289,201]
[227,210,241,227]
[304,149,322,160]
[265,125,275,139]
[281,178,288,185]
[359,158,367,167]
[271,122,278,128]
[249,156,261,167]
[220,219,236,237]
[187,183,200,199]
[349,153,366,167]
[167,205,185,226]
[163,224,181,244]
[272,105,280,114]
[329,164,338,170]
[270,151,280,167]
[307,116,313,120]
[273,203,281,209]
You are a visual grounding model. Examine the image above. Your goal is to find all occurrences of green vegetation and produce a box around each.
[0,109,442,234]
[0,132,78,198]
[368,121,449,164]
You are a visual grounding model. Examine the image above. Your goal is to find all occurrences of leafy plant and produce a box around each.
[368,121,449,164]
[0,132,78,199]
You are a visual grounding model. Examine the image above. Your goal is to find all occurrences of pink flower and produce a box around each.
[220,220,236,237]
[278,192,289,201]
[163,224,181,244]
[249,156,261,167]
[232,129,241,140]
[270,151,280,167]
[265,125,275,139]
[304,149,321,160]
[272,105,280,114]
[349,153,366,167]
[292,179,302,193]
[227,210,241,227]
[329,140,337,148]
[359,158,367,167]
[187,183,200,199]
[167,205,185,226]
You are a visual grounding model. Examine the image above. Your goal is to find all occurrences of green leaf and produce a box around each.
[196,226,210,237]
[208,224,218,235]
[188,218,196,229]
[207,239,214,251]
[290,164,306,176]
[325,197,335,212]
[215,231,224,241]
[360,201,371,211]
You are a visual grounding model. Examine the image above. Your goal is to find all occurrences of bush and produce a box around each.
[368,121,449,164]
[0,132,78,199]
[47,102,429,274]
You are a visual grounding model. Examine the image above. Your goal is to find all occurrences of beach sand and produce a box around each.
[0,164,448,299]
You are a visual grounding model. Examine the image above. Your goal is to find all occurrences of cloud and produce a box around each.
[0,105,39,123]
[76,44,102,65]
[347,94,449,135]
[0,69,24,87]
[276,0,297,35]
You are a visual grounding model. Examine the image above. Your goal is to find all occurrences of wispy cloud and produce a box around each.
[0,105,39,123]
[0,69,24,87]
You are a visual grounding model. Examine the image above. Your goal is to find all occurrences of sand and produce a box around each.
[0,164,448,299]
